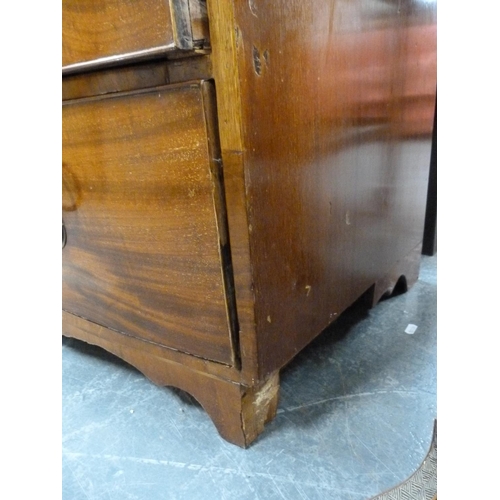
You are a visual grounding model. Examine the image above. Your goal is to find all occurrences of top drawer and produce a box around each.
[62,0,209,73]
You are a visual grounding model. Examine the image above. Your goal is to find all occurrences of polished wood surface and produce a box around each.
[62,0,437,447]
[227,0,437,377]
[206,0,259,383]
[62,82,236,365]
[63,310,278,447]
[63,311,240,383]
[62,0,209,72]
[62,56,212,101]
[189,0,210,46]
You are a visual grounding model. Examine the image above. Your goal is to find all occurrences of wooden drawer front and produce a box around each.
[62,0,209,72]
[62,82,234,365]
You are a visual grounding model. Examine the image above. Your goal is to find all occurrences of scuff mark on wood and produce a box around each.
[241,371,280,446]
[345,210,351,225]
[249,0,258,17]
[253,375,279,408]
[252,46,262,76]
[263,49,270,66]
[235,25,241,48]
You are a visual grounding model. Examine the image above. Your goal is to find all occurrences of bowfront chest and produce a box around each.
[62,0,437,447]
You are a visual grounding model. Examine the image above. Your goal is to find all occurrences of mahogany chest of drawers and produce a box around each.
[62,0,437,447]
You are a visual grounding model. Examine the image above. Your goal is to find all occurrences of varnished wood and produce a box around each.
[227,0,437,378]
[189,0,210,47]
[62,82,236,365]
[62,0,209,72]
[62,310,278,447]
[370,243,423,307]
[206,0,259,383]
[200,82,241,367]
[167,54,212,88]
[63,310,241,383]
[62,56,212,101]
[62,0,437,446]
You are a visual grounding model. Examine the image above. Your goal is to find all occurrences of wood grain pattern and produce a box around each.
[62,56,212,101]
[189,0,210,47]
[62,61,169,100]
[63,0,175,69]
[62,0,210,72]
[61,0,437,446]
[206,0,259,383]
[63,311,241,383]
[63,310,278,447]
[62,82,236,365]
[229,0,437,377]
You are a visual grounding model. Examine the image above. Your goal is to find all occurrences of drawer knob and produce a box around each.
[62,221,67,249]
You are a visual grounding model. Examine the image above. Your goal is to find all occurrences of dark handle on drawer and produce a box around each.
[62,221,67,249]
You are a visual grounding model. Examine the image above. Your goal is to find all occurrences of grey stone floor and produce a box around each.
[62,255,437,500]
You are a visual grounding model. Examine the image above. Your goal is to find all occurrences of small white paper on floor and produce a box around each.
[405,324,418,334]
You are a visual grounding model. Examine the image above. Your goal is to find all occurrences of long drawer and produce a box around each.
[62,81,236,365]
[62,0,210,73]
